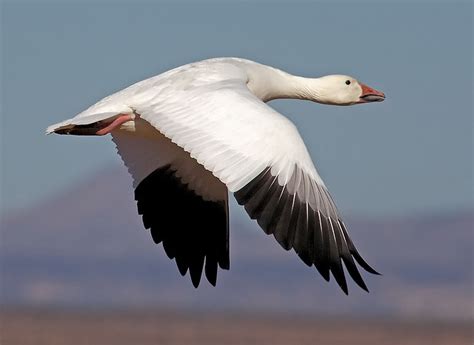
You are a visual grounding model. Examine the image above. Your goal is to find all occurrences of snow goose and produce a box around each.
[47,57,385,294]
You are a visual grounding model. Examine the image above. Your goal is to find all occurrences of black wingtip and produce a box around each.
[190,262,203,288]
[176,260,188,276]
[218,258,230,270]
[332,268,348,295]
[338,221,381,276]
[163,241,176,260]
[189,255,205,288]
[341,258,369,292]
[355,275,369,293]
[359,280,370,293]
[333,223,371,293]
[205,259,218,287]
[135,164,230,290]
[191,279,200,289]
[315,264,331,282]
[352,252,381,275]
[334,271,349,295]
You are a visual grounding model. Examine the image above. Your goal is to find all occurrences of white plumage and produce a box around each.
[48,57,385,293]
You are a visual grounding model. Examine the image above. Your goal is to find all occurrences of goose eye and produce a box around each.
[345,80,351,85]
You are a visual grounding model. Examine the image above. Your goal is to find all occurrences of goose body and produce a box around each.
[47,57,385,294]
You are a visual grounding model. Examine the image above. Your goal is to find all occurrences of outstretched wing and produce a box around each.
[47,59,379,293]
[112,124,229,288]
[130,74,379,294]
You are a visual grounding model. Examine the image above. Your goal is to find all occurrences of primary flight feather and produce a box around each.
[47,57,385,294]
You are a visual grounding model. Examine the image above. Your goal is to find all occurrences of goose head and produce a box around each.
[314,75,385,106]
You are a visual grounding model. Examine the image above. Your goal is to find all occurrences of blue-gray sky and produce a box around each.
[1,2,472,216]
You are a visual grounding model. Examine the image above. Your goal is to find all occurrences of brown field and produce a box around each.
[1,308,472,345]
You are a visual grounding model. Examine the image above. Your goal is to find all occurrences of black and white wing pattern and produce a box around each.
[112,123,229,288]
[129,66,379,294]
[234,166,379,294]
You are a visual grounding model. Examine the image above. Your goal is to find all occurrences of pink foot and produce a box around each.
[96,114,134,135]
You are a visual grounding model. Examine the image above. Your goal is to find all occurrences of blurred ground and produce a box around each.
[1,308,472,345]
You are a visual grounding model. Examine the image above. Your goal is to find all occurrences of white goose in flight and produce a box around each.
[47,58,385,294]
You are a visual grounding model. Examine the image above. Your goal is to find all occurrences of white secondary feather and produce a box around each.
[111,119,227,202]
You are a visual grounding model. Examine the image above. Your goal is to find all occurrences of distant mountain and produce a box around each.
[1,165,472,320]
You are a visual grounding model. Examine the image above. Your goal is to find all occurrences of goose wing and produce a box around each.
[112,124,229,288]
[130,75,379,294]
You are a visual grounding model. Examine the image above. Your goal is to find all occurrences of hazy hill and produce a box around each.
[1,165,472,320]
